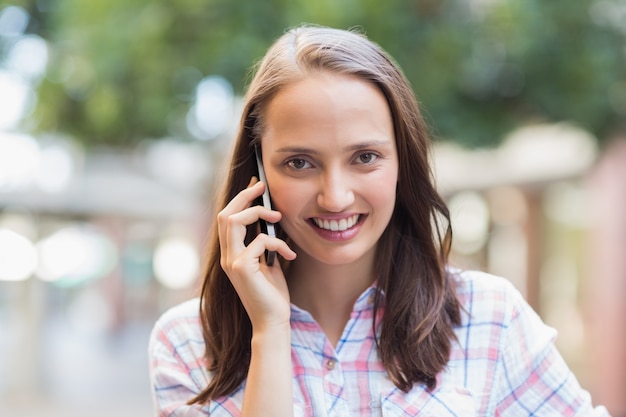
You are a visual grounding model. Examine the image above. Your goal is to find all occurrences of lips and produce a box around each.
[311,214,360,231]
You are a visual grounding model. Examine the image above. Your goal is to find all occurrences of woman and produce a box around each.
[149,25,609,416]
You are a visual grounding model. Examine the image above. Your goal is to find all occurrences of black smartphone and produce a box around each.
[254,145,276,266]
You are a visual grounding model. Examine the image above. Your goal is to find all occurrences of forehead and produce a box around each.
[262,72,392,137]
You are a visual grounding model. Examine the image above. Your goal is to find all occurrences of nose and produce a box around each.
[316,169,355,212]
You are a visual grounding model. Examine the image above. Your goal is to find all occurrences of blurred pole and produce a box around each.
[586,138,626,417]
[98,217,125,331]
[6,278,44,398]
[522,189,542,311]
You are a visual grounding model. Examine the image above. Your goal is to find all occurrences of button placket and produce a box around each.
[322,356,347,417]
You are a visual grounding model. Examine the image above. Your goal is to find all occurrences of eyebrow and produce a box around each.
[274,140,393,154]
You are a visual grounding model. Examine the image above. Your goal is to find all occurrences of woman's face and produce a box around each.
[260,72,398,267]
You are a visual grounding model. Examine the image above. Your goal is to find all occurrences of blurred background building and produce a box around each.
[0,0,625,416]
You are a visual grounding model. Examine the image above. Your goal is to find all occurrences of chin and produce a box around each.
[309,246,373,267]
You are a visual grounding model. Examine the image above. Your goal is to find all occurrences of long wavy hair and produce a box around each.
[190,25,461,404]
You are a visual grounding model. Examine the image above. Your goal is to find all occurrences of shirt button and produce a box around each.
[326,359,336,370]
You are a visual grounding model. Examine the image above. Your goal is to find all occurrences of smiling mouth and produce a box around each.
[311,214,361,232]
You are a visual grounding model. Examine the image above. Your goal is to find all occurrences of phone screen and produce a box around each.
[254,145,277,266]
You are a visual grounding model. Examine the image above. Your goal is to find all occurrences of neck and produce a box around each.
[287,251,376,345]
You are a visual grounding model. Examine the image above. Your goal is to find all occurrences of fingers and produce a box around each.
[228,236,296,285]
[217,178,289,269]
[248,234,297,266]
[218,179,262,255]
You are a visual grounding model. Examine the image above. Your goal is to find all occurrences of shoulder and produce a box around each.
[149,298,214,411]
[157,297,201,322]
[453,269,522,304]
[149,298,204,355]
[153,297,202,331]
[451,269,534,328]
[449,268,557,350]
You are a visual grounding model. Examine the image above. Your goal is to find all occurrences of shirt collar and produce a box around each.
[290,284,385,322]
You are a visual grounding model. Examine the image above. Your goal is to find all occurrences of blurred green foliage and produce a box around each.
[10,0,626,147]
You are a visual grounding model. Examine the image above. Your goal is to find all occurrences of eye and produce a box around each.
[286,158,312,170]
[355,152,378,164]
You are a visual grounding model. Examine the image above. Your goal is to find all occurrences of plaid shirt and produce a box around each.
[149,270,610,416]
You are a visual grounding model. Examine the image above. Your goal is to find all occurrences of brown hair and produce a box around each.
[190,25,461,404]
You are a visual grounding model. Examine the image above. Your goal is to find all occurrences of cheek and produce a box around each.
[369,192,397,221]
[366,170,398,209]
[269,181,308,215]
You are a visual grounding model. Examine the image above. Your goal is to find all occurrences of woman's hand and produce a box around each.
[217,177,297,332]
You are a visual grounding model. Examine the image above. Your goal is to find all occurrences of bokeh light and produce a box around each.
[0,228,37,281]
[36,225,118,287]
[187,75,234,140]
[0,6,29,37]
[0,71,34,130]
[0,131,40,190]
[449,191,490,254]
[153,237,199,289]
[4,35,49,81]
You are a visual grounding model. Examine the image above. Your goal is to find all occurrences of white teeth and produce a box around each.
[313,215,359,231]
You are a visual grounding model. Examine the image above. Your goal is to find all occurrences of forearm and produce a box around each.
[241,324,293,417]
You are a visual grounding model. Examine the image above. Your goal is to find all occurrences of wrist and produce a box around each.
[251,322,291,347]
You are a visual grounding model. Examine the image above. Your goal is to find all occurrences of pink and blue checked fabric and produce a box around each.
[149,270,610,416]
